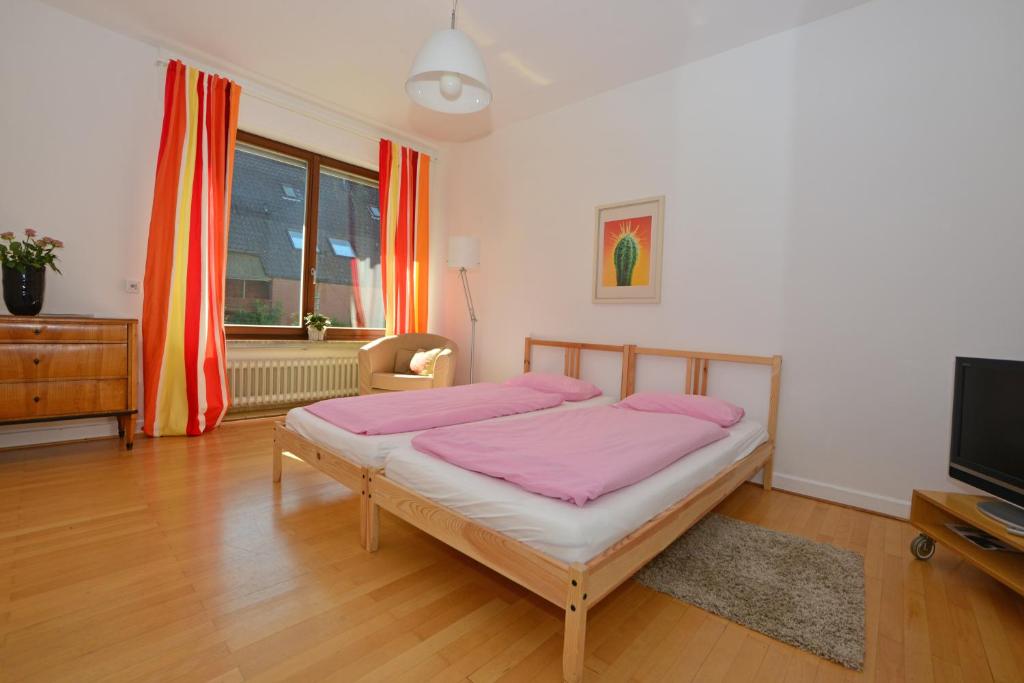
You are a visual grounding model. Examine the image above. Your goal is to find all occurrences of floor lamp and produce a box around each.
[448,236,480,384]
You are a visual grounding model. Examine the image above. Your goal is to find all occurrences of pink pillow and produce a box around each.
[615,392,745,427]
[504,372,602,402]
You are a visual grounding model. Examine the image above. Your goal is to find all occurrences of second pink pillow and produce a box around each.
[615,392,745,427]
[504,372,602,402]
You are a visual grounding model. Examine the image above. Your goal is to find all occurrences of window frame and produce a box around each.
[226,131,384,341]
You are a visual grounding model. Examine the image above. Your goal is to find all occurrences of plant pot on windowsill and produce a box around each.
[304,312,332,341]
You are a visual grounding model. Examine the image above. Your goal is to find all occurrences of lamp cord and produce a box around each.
[451,0,458,29]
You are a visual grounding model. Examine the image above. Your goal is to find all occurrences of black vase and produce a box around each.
[2,265,46,316]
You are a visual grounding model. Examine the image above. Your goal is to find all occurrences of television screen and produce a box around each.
[950,357,1024,507]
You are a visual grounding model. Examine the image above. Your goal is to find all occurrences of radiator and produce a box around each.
[227,353,359,410]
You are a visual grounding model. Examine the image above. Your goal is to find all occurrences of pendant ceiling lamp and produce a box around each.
[406,0,491,114]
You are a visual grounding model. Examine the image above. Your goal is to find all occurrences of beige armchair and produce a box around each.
[358,333,458,395]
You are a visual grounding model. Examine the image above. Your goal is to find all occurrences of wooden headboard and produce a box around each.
[625,346,783,442]
[523,337,631,399]
[521,338,782,441]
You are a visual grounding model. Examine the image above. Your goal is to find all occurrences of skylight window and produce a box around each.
[281,184,302,201]
[329,238,356,258]
[368,206,381,221]
[287,229,303,250]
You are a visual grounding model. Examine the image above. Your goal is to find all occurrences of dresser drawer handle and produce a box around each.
[33,327,41,335]
[33,357,40,365]
[33,396,41,403]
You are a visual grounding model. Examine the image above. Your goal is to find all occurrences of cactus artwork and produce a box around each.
[596,199,662,302]
[613,230,639,286]
[602,219,649,287]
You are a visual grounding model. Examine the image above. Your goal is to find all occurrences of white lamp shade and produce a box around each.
[406,29,492,114]
[448,235,481,269]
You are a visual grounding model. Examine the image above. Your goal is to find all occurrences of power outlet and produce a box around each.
[125,279,141,294]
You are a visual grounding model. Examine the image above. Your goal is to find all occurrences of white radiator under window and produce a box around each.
[226,342,361,411]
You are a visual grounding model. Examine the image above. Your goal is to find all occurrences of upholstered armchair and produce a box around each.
[357,333,458,395]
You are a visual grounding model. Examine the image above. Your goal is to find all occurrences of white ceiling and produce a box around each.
[39,0,873,143]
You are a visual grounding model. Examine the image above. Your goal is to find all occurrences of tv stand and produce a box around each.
[977,500,1024,534]
[909,490,1024,597]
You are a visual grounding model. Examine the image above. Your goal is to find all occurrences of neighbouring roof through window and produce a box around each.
[228,145,381,286]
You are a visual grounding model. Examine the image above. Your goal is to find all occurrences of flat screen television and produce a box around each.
[949,357,1024,529]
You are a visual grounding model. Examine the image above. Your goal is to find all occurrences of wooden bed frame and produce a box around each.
[273,338,781,681]
[272,338,633,550]
[272,420,377,547]
[364,341,782,682]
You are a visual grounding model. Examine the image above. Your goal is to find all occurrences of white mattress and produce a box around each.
[384,418,769,564]
[284,394,617,468]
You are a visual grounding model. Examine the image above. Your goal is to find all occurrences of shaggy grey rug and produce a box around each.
[635,514,865,670]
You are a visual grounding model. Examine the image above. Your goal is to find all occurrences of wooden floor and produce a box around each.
[1,420,1022,683]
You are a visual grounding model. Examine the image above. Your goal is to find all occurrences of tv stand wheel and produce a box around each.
[911,534,935,560]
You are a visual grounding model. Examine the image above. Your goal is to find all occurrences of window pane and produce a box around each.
[315,168,383,328]
[226,144,307,326]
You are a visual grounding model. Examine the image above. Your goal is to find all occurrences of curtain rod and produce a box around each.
[154,59,439,160]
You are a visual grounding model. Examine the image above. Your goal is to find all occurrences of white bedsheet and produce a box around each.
[384,418,768,564]
[284,394,617,468]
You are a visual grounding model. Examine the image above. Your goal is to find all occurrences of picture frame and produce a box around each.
[593,195,665,303]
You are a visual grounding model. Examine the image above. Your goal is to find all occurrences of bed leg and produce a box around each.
[272,437,283,484]
[762,453,773,492]
[361,468,380,552]
[563,564,588,682]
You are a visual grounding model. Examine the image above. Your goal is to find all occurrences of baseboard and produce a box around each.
[772,471,911,519]
[0,417,141,450]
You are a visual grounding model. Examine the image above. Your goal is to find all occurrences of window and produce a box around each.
[225,145,306,327]
[318,167,384,328]
[225,132,382,339]
[226,278,271,300]
[329,238,355,257]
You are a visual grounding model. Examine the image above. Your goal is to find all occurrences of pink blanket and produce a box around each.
[304,383,564,435]
[412,406,728,506]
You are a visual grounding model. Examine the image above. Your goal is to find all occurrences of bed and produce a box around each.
[361,343,782,682]
[272,339,631,548]
[384,417,768,563]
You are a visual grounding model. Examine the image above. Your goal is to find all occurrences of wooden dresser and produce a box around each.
[0,316,138,449]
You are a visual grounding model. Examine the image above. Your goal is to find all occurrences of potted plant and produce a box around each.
[304,312,332,341]
[0,229,63,316]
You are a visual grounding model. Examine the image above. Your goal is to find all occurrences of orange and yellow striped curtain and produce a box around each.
[142,60,241,436]
[379,139,430,335]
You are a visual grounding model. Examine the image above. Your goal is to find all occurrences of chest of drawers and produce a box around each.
[0,316,138,449]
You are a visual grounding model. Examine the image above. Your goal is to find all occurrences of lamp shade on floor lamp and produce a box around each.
[448,235,481,269]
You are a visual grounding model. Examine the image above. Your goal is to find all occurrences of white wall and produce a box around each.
[0,0,446,448]
[438,0,1024,517]
[0,0,160,446]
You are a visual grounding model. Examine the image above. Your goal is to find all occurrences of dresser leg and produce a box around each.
[119,415,135,450]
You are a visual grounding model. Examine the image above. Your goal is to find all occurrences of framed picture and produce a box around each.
[593,195,665,303]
